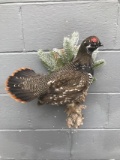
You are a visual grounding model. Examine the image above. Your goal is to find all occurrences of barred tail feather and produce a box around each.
[6,68,38,103]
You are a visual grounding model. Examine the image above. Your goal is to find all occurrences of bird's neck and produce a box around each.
[78,43,88,54]
[74,44,93,66]
[73,44,94,75]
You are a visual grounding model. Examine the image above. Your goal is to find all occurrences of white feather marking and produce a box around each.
[52,102,58,105]
[59,95,63,98]
[47,80,55,85]
[60,101,63,104]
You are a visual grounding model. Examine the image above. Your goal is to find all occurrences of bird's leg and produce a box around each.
[79,90,88,103]
[66,103,86,128]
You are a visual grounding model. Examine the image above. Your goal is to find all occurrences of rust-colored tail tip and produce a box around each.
[5,78,26,104]
[5,68,35,103]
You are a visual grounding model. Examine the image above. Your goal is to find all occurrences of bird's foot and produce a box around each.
[66,103,86,128]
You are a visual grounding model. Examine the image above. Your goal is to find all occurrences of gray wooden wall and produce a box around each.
[1,0,120,159]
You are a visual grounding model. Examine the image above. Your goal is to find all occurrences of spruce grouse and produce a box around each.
[6,36,103,128]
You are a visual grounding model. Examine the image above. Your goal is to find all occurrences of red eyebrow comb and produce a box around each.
[91,37,98,43]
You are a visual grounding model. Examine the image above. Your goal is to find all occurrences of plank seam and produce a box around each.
[0,129,119,131]
[0,50,120,55]
[0,0,117,5]
[113,1,120,48]
[19,6,26,52]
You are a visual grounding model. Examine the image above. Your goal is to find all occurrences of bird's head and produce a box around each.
[81,36,103,54]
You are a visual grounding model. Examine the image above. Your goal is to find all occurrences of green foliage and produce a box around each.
[93,59,105,68]
[38,32,105,73]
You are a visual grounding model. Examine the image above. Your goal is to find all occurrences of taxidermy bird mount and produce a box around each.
[6,32,104,128]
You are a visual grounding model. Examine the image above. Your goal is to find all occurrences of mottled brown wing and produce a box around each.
[40,70,90,105]
[48,70,89,91]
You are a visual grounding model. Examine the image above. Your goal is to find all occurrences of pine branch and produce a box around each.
[93,59,105,68]
[63,32,79,59]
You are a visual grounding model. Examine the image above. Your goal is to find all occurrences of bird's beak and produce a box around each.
[99,42,103,47]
